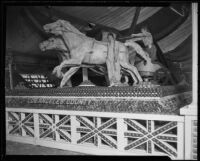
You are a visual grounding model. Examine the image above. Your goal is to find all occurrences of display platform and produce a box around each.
[6,85,192,115]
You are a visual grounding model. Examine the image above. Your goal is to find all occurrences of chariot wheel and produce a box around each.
[153,68,170,85]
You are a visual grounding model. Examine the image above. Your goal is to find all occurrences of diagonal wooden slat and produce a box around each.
[98,132,117,148]
[57,129,71,142]
[152,122,177,136]
[22,125,34,137]
[56,115,70,127]
[77,131,95,144]
[40,128,53,138]
[152,138,177,157]
[22,113,33,123]
[125,137,148,150]
[98,118,116,131]
[76,116,94,130]
[39,114,53,125]
[124,119,148,135]
[9,124,20,134]
[9,112,19,122]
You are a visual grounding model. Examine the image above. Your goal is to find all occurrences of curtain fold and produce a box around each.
[164,35,192,62]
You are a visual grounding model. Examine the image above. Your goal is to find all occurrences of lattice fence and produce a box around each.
[6,108,184,159]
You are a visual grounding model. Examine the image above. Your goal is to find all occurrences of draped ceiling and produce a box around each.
[6,4,192,77]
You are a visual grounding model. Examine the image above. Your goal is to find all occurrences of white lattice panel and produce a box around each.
[124,119,179,158]
[76,116,117,148]
[6,108,184,159]
[39,114,71,142]
[7,112,34,137]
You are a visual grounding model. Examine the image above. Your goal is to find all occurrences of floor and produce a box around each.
[6,141,86,155]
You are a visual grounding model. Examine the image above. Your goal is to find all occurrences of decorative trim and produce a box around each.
[6,91,192,114]
[5,85,191,98]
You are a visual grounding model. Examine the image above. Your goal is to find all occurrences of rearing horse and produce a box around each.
[39,37,110,85]
[40,37,71,78]
[43,20,149,87]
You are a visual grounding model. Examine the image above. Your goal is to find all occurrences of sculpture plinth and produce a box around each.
[6,85,191,115]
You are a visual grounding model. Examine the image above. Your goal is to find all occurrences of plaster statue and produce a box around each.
[42,20,149,87]
[125,39,162,73]
[125,27,167,83]
[40,37,109,86]
[39,37,73,87]
[40,37,70,78]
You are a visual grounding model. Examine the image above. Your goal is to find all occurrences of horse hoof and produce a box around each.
[56,72,61,78]
[108,83,115,87]
[60,82,64,88]
[132,82,138,85]
[138,81,144,85]
[52,69,57,75]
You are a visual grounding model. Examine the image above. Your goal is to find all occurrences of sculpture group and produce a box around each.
[40,19,163,87]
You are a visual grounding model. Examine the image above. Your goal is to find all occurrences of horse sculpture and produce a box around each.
[39,37,75,87]
[40,37,110,85]
[39,37,139,86]
[40,37,70,78]
[43,20,149,87]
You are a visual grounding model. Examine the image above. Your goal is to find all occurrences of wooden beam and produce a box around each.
[117,7,141,40]
[191,3,198,106]
[7,53,14,90]
[128,7,141,35]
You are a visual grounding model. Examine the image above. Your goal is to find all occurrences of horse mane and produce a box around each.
[59,20,85,36]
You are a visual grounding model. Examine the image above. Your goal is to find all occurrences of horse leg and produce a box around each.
[60,67,80,88]
[52,65,66,78]
[120,62,143,84]
[122,66,138,84]
[67,79,72,87]
[52,65,72,87]
[53,59,81,78]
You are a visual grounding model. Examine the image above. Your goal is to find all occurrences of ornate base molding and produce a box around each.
[6,86,192,115]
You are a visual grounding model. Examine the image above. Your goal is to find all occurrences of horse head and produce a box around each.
[43,20,65,35]
[43,19,85,36]
[39,39,51,51]
[39,37,68,51]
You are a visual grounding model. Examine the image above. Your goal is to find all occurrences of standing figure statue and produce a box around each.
[126,27,173,85]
